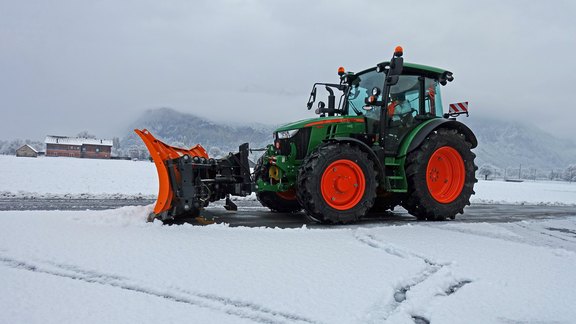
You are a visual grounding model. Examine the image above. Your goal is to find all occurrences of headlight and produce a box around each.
[276,129,299,139]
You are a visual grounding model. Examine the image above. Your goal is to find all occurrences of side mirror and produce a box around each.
[315,101,326,114]
[389,57,403,76]
[386,75,399,86]
[341,73,358,85]
[364,87,382,106]
[439,71,454,86]
[307,87,317,110]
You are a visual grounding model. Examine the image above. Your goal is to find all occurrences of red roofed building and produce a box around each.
[45,135,113,159]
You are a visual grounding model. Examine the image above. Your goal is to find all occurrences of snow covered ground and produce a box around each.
[1,155,576,323]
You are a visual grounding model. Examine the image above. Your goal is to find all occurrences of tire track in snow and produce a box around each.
[354,232,449,323]
[0,255,318,324]
[546,227,576,238]
[412,315,430,324]
[514,223,576,243]
[353,232,444,266]
[444,280,472,296]
[427,223,576,253]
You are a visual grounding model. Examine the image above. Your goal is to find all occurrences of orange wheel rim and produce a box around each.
[277,189,297,201]
[321,159,366,210]
[426,146,465,203]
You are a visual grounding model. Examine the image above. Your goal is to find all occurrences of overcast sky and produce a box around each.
[1,0,575,140]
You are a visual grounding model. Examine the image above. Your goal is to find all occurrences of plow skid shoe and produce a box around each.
[135,129,253,223]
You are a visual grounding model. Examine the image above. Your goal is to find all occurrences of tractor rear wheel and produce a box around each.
[402,128,477,221]
[254,156,302,213]
[297,143,377,223]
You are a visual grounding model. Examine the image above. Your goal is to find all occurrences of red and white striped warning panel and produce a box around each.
[449,102,469,115]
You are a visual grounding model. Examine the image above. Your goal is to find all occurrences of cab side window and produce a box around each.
[389,75,420,122]
[424,78,443,117]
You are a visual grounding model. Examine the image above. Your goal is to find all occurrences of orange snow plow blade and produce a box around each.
[134,129,209,216]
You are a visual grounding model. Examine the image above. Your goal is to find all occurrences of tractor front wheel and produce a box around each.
[402,128,477,221]
[297,143,377,223]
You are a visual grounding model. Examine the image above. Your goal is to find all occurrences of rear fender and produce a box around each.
[405,119,477,156]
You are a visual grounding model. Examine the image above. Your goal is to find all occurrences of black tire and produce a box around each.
[402,128,477,221]
[253,156,302,213]
[297,142,377,224]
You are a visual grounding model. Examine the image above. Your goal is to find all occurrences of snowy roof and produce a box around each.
[45,135,113,147]
[19,144,38,153]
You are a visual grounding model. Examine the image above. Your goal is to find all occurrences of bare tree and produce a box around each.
[111,137,121,157]
[478,164,496,180]
[77,131,96,139]
[209,146,223,158]
[0,139,43,155]
[564,164,576,183]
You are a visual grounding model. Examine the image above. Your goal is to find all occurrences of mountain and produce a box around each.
[121,108,576,170]
[465,116,576,170]
[121,108,276,157]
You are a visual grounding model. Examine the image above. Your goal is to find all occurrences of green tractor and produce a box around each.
[137,46,477,224]
[254,46,477,222]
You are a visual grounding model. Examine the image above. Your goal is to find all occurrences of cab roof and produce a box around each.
[356,62,451,80]
[402,62,449,75]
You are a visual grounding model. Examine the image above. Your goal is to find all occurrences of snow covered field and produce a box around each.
[0,155,157,199]
[1,155,576,323]
[1,155,575,205]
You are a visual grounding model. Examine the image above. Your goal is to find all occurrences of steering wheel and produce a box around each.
[393,108,417,126]
[393,108,417,118]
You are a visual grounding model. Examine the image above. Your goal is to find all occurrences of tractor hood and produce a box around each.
[275,117,320,132]
[275,116,364,132]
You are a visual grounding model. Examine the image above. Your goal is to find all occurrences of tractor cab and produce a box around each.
[346,62,453,153]
[304,53,454,155]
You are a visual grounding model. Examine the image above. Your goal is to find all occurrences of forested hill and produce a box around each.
[465,116,576,169]
[121,108,275,157]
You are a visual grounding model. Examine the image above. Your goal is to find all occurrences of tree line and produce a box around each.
[478,163,576,183]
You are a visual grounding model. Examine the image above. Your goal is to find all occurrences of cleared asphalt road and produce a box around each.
[203,200,576,228]
[2,198,574,228]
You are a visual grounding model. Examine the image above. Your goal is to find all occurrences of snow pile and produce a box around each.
[1,206,576,323]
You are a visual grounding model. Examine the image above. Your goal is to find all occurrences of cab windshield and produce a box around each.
[347,69,444,117]
[347,69,382,116]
